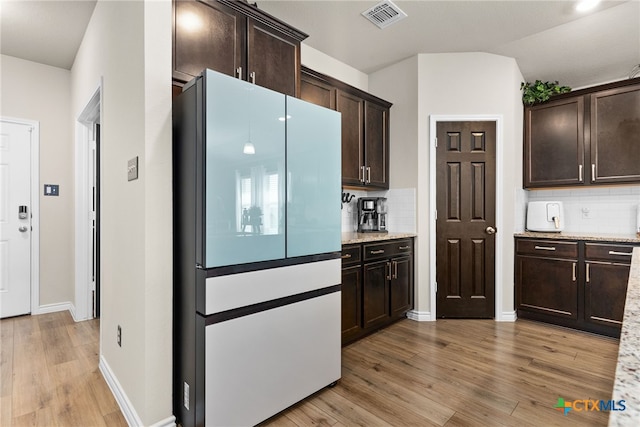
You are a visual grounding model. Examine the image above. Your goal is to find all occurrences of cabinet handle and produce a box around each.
[393,261,398,279]
[367,166,371,184]
[572,262,576,282]
[386,262,391,281]
[579,164,583,182]
[586,263,590,283]
[249,71,256,84]
[398,246,410,250]
[370,249,385,255]
[360,166,366,183]
[609,251,632,257]
[236,67,242,79]
[591,164,596,182]
[341,253,352,259]
[534,245,556,251]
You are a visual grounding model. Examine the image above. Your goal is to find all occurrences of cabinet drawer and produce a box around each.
[341,245,361,265]
[516,239,578,258]
[363,239,412,261]
[584,243,635,263]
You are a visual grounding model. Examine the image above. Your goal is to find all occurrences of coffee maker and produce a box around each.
[357,197,387,232]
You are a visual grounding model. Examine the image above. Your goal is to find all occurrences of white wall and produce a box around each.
[369,52,524,320]
[0,55,74,310]
[525,187,640,235]
[301,44,368,92]
[70,0,173,425]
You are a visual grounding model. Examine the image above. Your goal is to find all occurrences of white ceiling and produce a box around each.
[1,0,97,70]
[1,0,639,89]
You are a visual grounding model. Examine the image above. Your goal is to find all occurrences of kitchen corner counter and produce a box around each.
[342,232,416,245]
[515,231,640,244]
[610,247,640,426]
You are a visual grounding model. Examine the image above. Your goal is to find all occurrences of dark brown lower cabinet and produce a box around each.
[516,256,578,320]
[584,262,629,328]
[341,264,362,342]
[363,260,390,329]
[390,256,413,317]
[341,238,414,345]
[516,238,635,337]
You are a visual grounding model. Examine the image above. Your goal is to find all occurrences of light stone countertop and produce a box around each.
[342,232,416,245]
[515,231,640,244]
[609,247,640,426]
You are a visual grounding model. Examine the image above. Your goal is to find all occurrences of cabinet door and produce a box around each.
[390,256,412,318]
[363,260,390,329]
[584,261,630,328]
[286,97,341,257]
[364,101,389,189]
[516,255,578,320]
[300,73,335,109]
[524,97,585,187]
[341,265,362,342]
[590,84,640,184]
[337,90,365,187]
[204,70,286,267]
[173,0,245,83]
[247,18,300,97]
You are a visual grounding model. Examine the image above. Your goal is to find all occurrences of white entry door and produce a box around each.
[0,120,32,318]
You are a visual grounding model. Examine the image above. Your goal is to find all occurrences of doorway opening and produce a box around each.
[75,86,102,320]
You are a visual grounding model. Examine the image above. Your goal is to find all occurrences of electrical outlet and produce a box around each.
[117,325,122,347]
[183,382,190,410]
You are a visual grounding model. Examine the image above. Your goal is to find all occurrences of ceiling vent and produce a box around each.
[361,0,408,29]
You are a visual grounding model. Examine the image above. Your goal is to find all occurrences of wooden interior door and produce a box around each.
[436,121,496,318]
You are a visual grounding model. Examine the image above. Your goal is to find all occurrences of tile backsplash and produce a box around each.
[524,186,640,235]
[341,187,416,233]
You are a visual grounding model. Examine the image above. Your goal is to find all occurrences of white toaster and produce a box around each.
[527,201,565,232]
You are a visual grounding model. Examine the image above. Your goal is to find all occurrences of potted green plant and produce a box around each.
[520,80,571,105]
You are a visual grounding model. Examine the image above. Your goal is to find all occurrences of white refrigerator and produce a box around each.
[173,69,342,427]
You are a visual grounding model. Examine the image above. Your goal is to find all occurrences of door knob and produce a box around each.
[485,226,496,235]
[19,226,28,233]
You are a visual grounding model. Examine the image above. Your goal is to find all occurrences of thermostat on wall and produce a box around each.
[44,184,59,196]
[128,156,139,181]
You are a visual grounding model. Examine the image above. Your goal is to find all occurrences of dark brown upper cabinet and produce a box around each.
[524,78,640,188]
[524,96,585,187]
[301,67,392,189]
[590,84,640,184]
[173,0,307,97]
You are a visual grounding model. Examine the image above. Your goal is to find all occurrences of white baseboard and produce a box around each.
[497,311,517,322]
[148,416,177,427]
[99,356,176,427]
[406,310,435,321]
[32,301,73,316]
[99,355,144,427]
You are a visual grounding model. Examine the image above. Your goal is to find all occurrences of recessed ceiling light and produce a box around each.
[576,0,601,12]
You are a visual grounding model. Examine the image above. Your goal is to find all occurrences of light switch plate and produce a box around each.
[128,157,138,181]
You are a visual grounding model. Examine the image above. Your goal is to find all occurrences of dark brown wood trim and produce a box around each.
[215,0,308,41]
[302,66,393,108]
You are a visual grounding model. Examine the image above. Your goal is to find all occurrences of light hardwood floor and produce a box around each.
[262,318,620,427]
[1,313,619,427]
[0,311,126,427]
